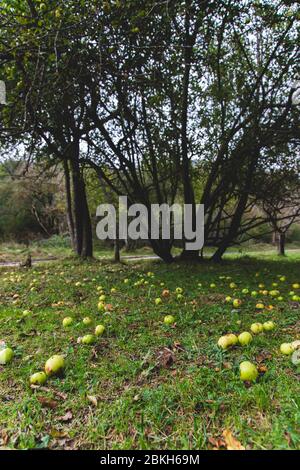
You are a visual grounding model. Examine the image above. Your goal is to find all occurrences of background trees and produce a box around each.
[0,0,299,261]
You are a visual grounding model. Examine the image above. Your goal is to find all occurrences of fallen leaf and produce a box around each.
[222,429,245,450]
[87,395,98,407]
[57,411,73,422]
[37,396,58,409]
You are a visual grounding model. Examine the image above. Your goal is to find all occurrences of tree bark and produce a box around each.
[63,159,75,249]
[278,232,285,256]
[70,144,93,258]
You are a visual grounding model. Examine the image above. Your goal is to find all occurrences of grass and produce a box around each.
[0,252,299,450]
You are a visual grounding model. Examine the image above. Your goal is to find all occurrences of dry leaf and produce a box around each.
[222,429,245,450]
[87,395,98,407]
[57,410,73,422]
[37,396,58,409]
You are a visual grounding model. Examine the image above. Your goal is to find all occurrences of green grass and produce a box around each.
[0,253,299,450]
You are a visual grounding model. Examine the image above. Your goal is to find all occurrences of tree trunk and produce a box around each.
[63,159,75,249]
[70,145,93,258]
[278,232,285,256]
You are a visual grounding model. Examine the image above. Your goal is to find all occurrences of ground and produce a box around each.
[0,250,299,450]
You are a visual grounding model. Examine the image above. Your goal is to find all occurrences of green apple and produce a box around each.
[95,324,105,336]
[239,361,258,382]
[263,321,276,331]
[217,334,237,349]
[280,343,294,355]
[99,294,106,302]
[30,371,47,385]
[269,290,279,297]
[22,309,31,317]
[242,288,249,294]
[62,317,73,327]
[225,296,232,303]
[217,335,231,350]
[164,315,175,325]
[232,299,242,308]
[175,287,183,294]
[45,355,65,375]
[83,317,92,325]
[292,283,300,289]
[250,322,263,334]
[251,291,258,297]
[238,331,253,346]
[98,302,105,311]
[210,283,216,288]
[124,279,129,284]
[155,298,162,305]
[0,347,13,365]
[230,282,237,289]
[81,334,96,345]
[227,333,238,346]
[177,294,183,300]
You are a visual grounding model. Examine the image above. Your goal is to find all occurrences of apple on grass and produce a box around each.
[0,347,13,365]
[155,298,162,306]
[280,343,294,355]
[263,321,276,331]
[250,322,263,334]
[30,372,47,385]
[232,299,242,308]
[81,334,96,345]
[62,317,73,327]
[95,324,105,336]
[238,331,253,346]
[239,361,258,382]
[225,296,232,303]
[83,317,92,325]
[164,315,175,326]
[45,355,65,376]
[217,334,238,349]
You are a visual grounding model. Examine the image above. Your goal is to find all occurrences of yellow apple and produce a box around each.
[30,372,47,385]
[164,315,175,325]
[0,348,13,365]
[250,323,263,334]
[280,343,294,355]
[95,324,105,336]
[238,331,253,346]
[239,361,258,382]
[45,355,65,376]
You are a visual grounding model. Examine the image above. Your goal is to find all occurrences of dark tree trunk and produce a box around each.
[278,232,285,256]
[70,145,93,258]
[63,159,75,249]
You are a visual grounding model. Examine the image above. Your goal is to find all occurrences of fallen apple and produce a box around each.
[81,334,96,345]
[164,315,175,325]
[292,283,300,289]
[239,361,258,382]
[175,287,183,294]
[62,317,73,327]
[210,283,216,288]
[230,282,237,289]
[263,321,276,331]
[225,296,232,303]
[238,331,253,346]
[255,303,265,310]
[83,317,92,325]
[95,324,105,336]
[99,294,106,302]
[280,343,294,355]
[30,371,47,385]
[232,299,242,308]
[0,347,13,365]
[250,323,263,334]
[98,302,105,311]
[251,291,258,297]
[155,298,162,305]
[45,355,65,376]
[242,289,249,294]
[217,334,237,349]
[177,294,184,300]
[162,289,170,298]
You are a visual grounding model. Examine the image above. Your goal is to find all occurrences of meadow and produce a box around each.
[0,252,299,450]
